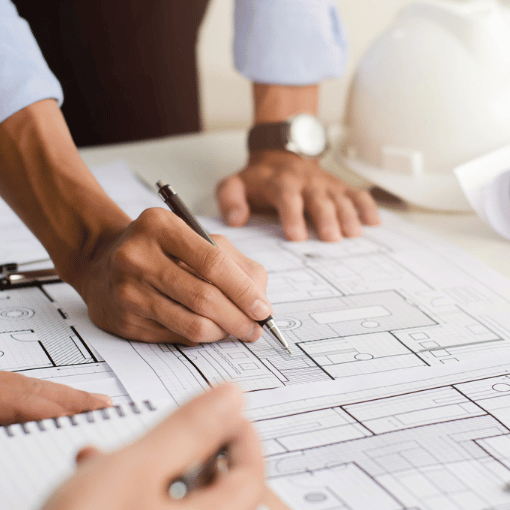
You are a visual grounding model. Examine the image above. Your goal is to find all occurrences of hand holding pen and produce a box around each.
[42,384,265,510]
[157,181,290,353]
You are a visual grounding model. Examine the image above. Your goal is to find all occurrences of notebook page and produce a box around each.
[0,401,166,510]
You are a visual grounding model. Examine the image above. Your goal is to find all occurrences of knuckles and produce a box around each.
[111,282,142,311]
[110,243,147,274]
[200,246,229,280]
[133,207,173,232]
[182,316,215,343]
[245,259,268,288]
[187,283,216,316]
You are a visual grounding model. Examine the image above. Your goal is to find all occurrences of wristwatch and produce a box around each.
[248,113,329,158]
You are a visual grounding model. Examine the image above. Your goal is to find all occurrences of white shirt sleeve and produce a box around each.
[234,0,348,85]
[0,0,63,123]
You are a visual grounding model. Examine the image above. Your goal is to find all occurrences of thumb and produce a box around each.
[216,174,251,227]
[76,446,102,465]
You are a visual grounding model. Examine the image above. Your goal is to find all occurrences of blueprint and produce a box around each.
[0,162,160,401]
[82,209,510,406]
[246,356,510,510]
[3,162,510,508]
[5,161,509,404]
[0,284,127,401]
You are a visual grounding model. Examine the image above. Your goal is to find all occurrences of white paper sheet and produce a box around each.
[454,144,510,240]
[247,355,510,509]
[3,160,510,508]
[68,204,510,405]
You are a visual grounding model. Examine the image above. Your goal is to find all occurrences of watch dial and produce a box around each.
[289,114,327,157]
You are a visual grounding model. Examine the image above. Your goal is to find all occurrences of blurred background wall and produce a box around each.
[197,0,510,131]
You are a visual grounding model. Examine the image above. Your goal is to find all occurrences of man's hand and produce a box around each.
[76,207,270,345]
[0,100,272,347]
[42,383,264,510]
[217,150,381,242]
[0,371,112,425]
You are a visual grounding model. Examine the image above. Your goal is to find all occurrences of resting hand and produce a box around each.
[0,371,112,425]
[216,150,381,242]
[74,208,270,345]
[41,383,264,510]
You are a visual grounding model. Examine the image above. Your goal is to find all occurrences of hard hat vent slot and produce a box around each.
[382,147,424,176]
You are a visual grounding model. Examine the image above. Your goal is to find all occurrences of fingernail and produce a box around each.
[92,393,113,406]
[287,226,307,242]
[246,324,261,342]
[227,210,241,225]
[323,228,342,242]
[251,299,270,320]
[349,224,363,237]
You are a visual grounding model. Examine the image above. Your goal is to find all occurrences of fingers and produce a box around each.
[332,194,364,238]
[0,371,112,425]
[216,175,251,227]
[187,420,264,510]
[150,263,262,343]
[134,383,264,510]
[104,279,230,344]
[217,152,382,243]
[305,190,342,242]
[157,214,272,323]
[212,235,268,293]
[85,208,271,344]
[135,383,246,474]
[347,188,381,226]
[274,189,307,242]
[39,385,263,510]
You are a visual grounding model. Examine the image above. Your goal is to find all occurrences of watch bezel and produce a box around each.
[247,114,329,158]
[284,114,329,158]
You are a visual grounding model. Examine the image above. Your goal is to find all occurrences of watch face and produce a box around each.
[289,114,327,157]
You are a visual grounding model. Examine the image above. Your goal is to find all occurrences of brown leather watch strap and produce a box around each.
[248,122,290,153]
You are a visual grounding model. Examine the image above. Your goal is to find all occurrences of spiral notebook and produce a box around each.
[0,401,166,510]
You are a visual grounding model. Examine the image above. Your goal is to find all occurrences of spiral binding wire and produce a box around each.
[1,400,156,437]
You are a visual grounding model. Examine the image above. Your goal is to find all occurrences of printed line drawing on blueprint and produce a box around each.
[89,212,510,405]
[218,212,510,373]
[246,360,510,510]
[0,285,121,394]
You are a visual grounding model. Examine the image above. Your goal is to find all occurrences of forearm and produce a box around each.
[253,83,318,124]
[0,99,130,288]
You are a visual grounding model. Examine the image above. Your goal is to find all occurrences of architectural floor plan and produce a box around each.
[83,211,510,406]
[0,162,168,401]
[3,162,510,508]
[246,358,510,510]
[0,285,127,401]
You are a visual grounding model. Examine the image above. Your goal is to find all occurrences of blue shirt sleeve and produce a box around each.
[0,0,63,123]
[234,0,348,85]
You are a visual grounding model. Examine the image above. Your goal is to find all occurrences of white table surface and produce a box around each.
[79,129,510,279]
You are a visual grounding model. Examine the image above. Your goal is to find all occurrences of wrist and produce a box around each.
[253,83,318,124]
[248,149,319,166]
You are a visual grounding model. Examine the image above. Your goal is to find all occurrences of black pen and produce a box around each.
[169,447,229,499]
[0,259,60,288]
[156,181,291,354]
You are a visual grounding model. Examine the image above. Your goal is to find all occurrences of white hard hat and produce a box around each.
[336,0,510,211]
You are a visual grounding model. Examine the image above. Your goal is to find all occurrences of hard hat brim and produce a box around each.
[335,152,473,213]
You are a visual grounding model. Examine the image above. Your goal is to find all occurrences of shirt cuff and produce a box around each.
[234,0,348,85]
